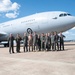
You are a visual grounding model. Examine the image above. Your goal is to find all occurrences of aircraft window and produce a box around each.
[59,13,69,17]
[59,14,64,17]
[53,17,57,19]
[67,14,71,16]
[64,14,67,16]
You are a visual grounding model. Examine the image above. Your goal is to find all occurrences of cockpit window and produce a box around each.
[64,13,67,16]
[59,14,64,17]
[59,13,71,17]
[67,14,71,16]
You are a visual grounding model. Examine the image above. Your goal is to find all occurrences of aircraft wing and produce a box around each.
[0,31,7,36]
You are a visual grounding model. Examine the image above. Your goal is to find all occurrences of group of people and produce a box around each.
[8,31,65,54]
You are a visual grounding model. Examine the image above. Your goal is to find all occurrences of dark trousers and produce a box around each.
[46,43,51,51]
[45,43,48,50]
[41,42,45,50]
[16,43,20,53]
[29,45,33,52]
[24,44,28,52]
[54,42,59,50]
[60,42,64,50]
[37,43,41,51]
[51,43,54,50]
[9,45,14,53]
[33,42,37,50]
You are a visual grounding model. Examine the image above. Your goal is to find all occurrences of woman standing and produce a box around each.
[28,33,33,52]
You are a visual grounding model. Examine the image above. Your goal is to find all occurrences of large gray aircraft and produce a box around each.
[0,11,75,47]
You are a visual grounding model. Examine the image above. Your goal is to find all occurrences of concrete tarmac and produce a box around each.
[0,42,75,75]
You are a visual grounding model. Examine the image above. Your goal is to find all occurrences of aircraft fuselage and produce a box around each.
[0,11,75,41]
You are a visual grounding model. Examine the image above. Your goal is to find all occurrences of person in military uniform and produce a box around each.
[33,32,38,51]
[8,33,15,54]
[23,33,28,52]
[45,33,49,51]
[59,32,65,50]
[50,32,55,51]
[41,33,45,51]
[54,31,59,51]
[15,33,22,53]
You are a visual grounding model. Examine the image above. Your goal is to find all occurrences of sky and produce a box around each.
[0,0,75,40]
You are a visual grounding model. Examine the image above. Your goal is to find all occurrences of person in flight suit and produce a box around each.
[45,33,49,51]
[8,33,15,54]
[41,33,45,51]
[59,32,65,50]
[23,33,28,52]
[16,33,22,53]
[50,32,55,50]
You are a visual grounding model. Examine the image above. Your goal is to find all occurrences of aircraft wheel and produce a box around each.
[4,43,9,47]
[4,44,7,47]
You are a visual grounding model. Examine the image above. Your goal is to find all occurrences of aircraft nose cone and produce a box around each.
[72,17,75,24]
[66,16,75,29]
[70,16,75,25]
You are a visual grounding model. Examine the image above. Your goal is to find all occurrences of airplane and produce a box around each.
[0,11,75,47]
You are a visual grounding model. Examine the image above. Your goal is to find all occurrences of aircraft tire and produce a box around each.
[4,42,9,47]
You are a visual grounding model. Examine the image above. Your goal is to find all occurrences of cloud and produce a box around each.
[5,11,19,18]
[63,31,70,35]
[63,30,75,40]
[0,0,20,18]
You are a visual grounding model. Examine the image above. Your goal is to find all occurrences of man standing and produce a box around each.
[41,33,45,51]
[54,31,59,51]
[45,33,49,51]
[48,33,51,51]
[23,33,28,52]
[8,33,14,54]
[59,32,65,50]
[16,34,22,53]
[51,32,55,51]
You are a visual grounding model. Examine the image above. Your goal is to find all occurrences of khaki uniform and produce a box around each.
[28,35,33,51]
[8,36,14,54]
[51,35,55,50]
[16,36,21,53]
